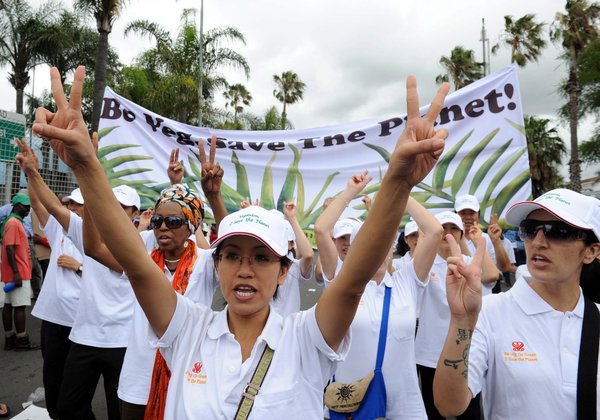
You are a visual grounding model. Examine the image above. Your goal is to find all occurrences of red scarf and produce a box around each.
[145,239,197,419]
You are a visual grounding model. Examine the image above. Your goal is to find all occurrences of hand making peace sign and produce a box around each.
[198,134,224,197]
[167,148,184,185]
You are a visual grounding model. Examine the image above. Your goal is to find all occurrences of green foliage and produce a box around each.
[524,115,566,196]
[273,71,306,129]
[435,46,484,90]
[492,14,547,67]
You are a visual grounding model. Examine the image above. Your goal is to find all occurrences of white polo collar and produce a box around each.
[511,278,585,318]
[207,305,284,350]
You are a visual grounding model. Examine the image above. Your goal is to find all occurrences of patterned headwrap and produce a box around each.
[154,184,204,233]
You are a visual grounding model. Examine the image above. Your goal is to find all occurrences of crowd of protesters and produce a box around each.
[0,65,598,420]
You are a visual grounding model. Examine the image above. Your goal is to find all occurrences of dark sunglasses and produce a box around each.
[150,215,186,230]
[519,219,591,242]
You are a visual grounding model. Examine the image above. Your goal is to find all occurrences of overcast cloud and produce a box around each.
[1,0,598,176]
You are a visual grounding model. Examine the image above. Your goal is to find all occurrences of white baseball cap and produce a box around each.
[333,218,361,239]
[112,185,141,210]
[436,211,464,232]
[62,188,84,205]
[454,194,480,212]
[506,188,600,241]
[211,206,289,256]
[404,219,418,236]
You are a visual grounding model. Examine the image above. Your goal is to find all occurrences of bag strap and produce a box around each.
[577,295,599,420]
[375,286,392,370]
[234,345,274,420]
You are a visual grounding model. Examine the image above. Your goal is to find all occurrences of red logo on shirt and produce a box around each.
[192,362,202,374]
[512,341,525,352]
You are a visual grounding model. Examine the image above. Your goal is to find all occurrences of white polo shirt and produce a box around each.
[31,215,83,327]
[151,295,350,419]
[392,253,412,273]
[271,258,312,318]
[118,247,218,405]
[468,279,600,419]
[332,265,427,419]
[67,212,135,347]
[415,253,473,368]
[323,257,344,288]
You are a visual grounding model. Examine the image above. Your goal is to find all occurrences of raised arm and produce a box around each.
[433,235,485,417]
[314,171,372,280]
[32,66,175,337]
[316,76,450,350]
[487,214,516,273]
[467,224,502,283]
[82,205,123,272]
[15,138,70,230]
[199,136,227,227]
[406,197,443,282]
[284,201,314,278]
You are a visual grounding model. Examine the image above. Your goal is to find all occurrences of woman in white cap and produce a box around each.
[324,196,443,419]
[433,188,600,420]
[33,65,449,419]
[314,171,371,287]
[416,210,498,420]
[393,218,419,272]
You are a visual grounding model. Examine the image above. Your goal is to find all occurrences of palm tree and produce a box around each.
[435,46,484,90]
[0,0,60,114]
[248,106,293,131]
[550,0,600,191]
[124,9,249,124]
[492,14,547,67]
[223,83,252,124]
[74,0,128,133]
[524,115,567,196]
[273,71,306,130]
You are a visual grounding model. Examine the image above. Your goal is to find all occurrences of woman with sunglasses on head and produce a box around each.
[433,188,600,420]
[32,65,449,419]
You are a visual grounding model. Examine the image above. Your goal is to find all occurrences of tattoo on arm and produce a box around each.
[443,329,473,379]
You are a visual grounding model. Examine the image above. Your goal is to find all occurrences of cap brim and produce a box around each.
[210,231,287,257]
[506,201,592,230]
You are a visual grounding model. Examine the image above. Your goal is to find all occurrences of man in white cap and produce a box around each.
[454,194,515,294]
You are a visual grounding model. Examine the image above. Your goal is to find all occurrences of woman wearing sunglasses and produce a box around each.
[32,66,449,419]
[433,188,600,420]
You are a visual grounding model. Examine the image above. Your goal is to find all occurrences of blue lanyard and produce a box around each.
[375,286,392,370]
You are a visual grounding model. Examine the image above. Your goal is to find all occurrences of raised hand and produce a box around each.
[138,208,154,231]
[445,234,484,320]
[283,201,297,220]
[15,138,39,175]
[388,76,450,188]
[466,224,483,242]
[198,134,224,197]
[361,195,372,212]
[167,148,184,185]
[31,66,96,173]
[240,197,251,209]
[487,213,503,242]
[346,170,373,196]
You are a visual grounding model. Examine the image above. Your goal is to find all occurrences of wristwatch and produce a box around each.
[76,265,83,276]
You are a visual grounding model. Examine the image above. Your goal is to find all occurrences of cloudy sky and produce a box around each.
[1,0,598,176]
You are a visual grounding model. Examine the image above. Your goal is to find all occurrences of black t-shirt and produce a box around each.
[581,259,600,303]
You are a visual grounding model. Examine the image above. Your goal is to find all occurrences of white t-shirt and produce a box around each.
[31,215,83,327]
[466,233,497,296]
[67,212,135,347]
[392,253,412,272]
[118,247,218,405]
[332,266,427,419]
[271,258,312,318]
[415,253,473,367]
[151,295,350,419]
[323,257,344,288]
[468,279,600,419]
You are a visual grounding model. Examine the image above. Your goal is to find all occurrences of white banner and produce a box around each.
[98,65,530,228]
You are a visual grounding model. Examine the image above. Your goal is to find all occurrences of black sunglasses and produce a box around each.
[519,219,590,242]
[150,215,186,230]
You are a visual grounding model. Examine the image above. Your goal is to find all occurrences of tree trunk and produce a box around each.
[16,87,24,115]
[281,101,287,130]
[91,28,110,133]
[568,45,581,192]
